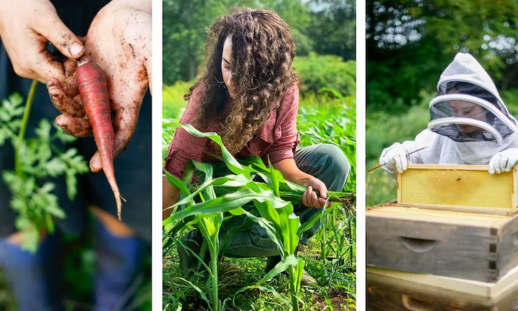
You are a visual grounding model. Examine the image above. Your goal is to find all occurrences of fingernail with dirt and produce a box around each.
[69,43,84,57]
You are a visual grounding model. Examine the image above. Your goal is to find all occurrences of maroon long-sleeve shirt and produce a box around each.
[164,83,300,179]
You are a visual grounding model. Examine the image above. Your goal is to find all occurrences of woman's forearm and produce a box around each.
[163,176,180,220]
[273,158,312,187]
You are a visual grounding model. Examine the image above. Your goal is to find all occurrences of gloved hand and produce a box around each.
[489,149,518,174]
[379,143,409,174]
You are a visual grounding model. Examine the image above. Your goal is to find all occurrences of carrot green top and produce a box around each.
[164,83,300,179]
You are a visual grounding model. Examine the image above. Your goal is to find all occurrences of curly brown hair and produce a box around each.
[185,8,298,155]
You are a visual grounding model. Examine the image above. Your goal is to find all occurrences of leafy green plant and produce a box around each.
[0,81,89,251]
[163,124,352,311]
[298,88,356,192]
[293,53,356,96]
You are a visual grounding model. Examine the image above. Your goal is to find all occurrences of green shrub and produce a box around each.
[163,80,193,119]
[293,53,356,96]
[501,89,518,116]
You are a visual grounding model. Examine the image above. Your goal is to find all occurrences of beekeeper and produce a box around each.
[380,53,518,177]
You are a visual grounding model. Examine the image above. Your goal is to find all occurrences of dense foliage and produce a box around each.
[367,0,518,113]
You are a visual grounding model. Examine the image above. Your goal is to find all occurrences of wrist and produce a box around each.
[294,174,313,188]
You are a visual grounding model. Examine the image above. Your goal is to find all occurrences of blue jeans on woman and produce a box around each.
[179,143,350,269]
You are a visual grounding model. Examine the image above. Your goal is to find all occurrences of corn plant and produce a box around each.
[163,124,351,311]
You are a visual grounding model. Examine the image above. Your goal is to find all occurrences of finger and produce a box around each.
[302,190,308,206]
[318,183,328,199]
[500,155,509,173]
[304,186,312,207]
[317,198,326,209]
[505,155,515,172]
[33,13,85,59]
[64,59,78,77]
[310,191,319,208]
[394,154,403,174]
[55,114,92,137]
[495,155,504,174]
[32,50,66,83]
[47,78,85,118]
[401,153,408,171]
[489,155,498,174]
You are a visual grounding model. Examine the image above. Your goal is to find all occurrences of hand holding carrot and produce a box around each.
[0,0,85,83]
[45,0,152,172]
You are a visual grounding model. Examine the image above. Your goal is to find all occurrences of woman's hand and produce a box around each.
[302,177,330,209]
[273,158,331,209]
[45,0,152,172]
[0,0,85,82]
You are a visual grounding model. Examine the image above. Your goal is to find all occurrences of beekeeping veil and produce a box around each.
[429,53,518,145]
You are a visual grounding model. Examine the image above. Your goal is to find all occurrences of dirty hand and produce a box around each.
[302,177,330,209]
[45,0,151,172]
[489,149,518,174]
[0,0,85,82]
[379,143,408,174]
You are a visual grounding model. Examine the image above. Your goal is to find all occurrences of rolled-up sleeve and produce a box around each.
[267,84,300,164]
[163,87,208,179]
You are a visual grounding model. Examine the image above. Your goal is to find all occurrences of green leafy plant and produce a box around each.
[163,124,352,311]
[0,81,89,251]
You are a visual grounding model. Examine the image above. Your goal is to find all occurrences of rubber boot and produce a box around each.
[0,232,63,311]
[94,217,148,311]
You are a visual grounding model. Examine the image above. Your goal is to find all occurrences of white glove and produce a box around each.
[379,143,409,174]
[489,149,518,174]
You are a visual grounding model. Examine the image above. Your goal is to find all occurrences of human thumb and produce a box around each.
[35,12,85,59]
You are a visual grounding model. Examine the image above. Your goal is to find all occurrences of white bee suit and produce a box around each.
[380,53,518,181]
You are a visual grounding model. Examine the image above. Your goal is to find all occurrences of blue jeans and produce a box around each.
[182,144,350,259]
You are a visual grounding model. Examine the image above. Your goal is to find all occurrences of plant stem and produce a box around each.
[289,266,299,311]
[15,80,38,176]
[210,249,218,311]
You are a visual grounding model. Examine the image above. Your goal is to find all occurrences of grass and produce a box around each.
[163,82,356,310]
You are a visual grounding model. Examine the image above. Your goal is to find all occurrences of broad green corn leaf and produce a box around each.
[164,170,191,197]
[296,202,340,237]
[163,173,250,211]
[174,124,254,179]
[235,255,299,296]
[268,157,280,197]
[165,187,290,225]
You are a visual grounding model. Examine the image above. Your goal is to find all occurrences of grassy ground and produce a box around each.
[163,83,357,310]
[163,229,356,311]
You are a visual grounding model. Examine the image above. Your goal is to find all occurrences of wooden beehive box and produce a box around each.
[367,164,518,282]
[367,266,518,311]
